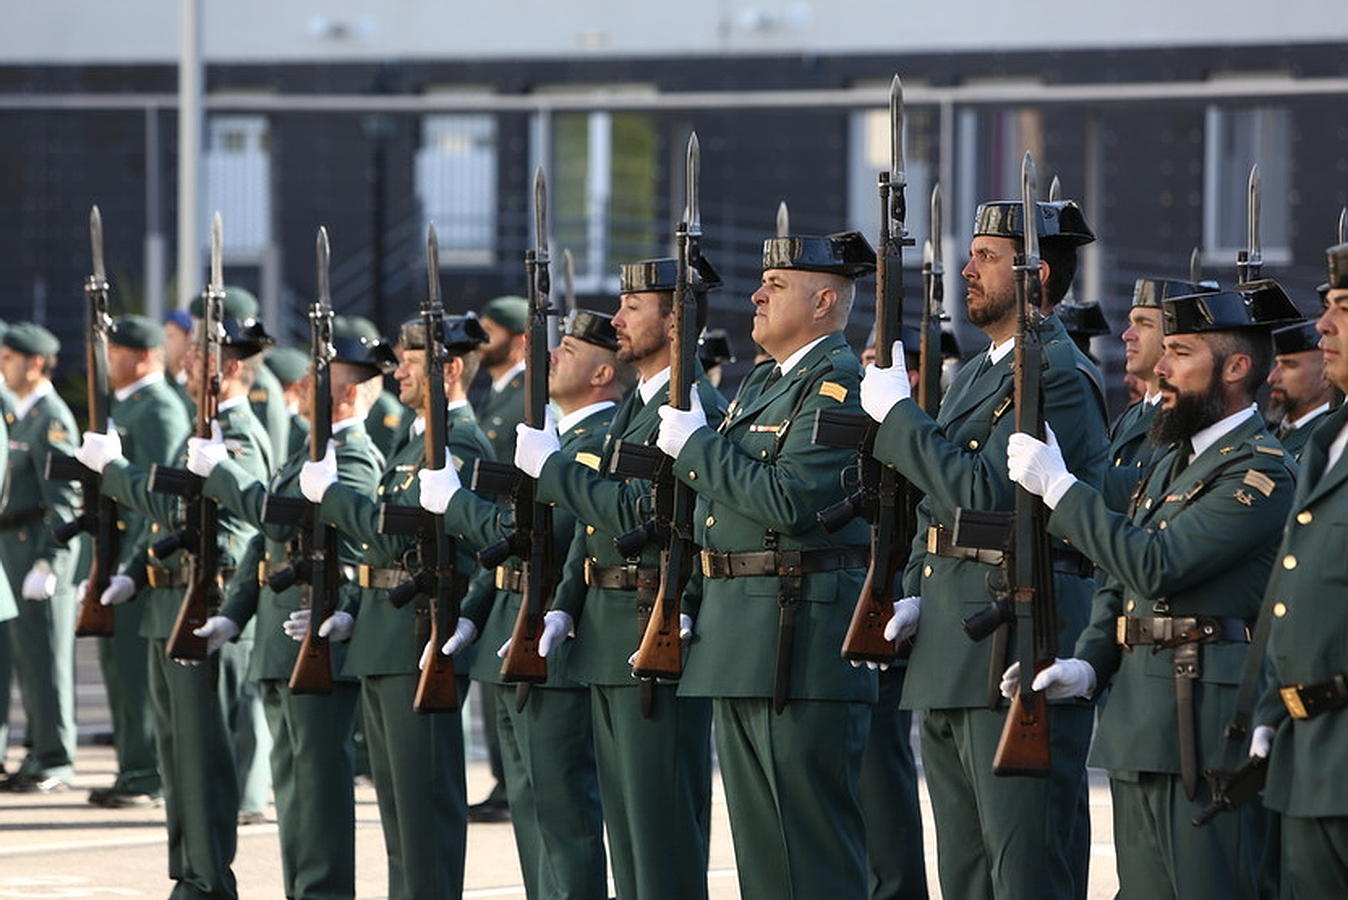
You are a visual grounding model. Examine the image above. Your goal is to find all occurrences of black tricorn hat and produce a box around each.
[973,200,1096,246]
[1272,320,1321,356]
[619,256,722,295]
[761,231,877,278]
[697,328,736,369]
[1132,277,1220,309]
[564,309,619,352]
[1163,280,1303,335]
[399,312,489,354]
[1056,300,1111,338]
[1327,243,1348,292]
[220,316,276,358]
[331,316,397,375]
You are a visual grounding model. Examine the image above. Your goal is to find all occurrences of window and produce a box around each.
[1204,105,1292,266]
[415,114,498,266]
[847,106,936,256]
[204,115,271,260]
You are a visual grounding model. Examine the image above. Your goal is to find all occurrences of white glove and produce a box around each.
[192,615,240,655]
[74,429,123,474]
[498,609,574,659]
[186,421,228,478]
[884,595,921,644]
[417,465,462,515]
[299,442,338,503]
[656,388,708,459]
[99,574,137,606]
[21,561,57,600]
[282,608,351,642]
[1007,425,1078,509]
[860,340,912,422]
[1000,657,1096,700]
[282,608,311,640]
[679,612,693,641]
[1249,724,1276,759]
[418,618,479,669]
[514,410,560,479]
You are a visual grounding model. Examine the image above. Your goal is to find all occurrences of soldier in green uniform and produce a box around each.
[265,346,312,460]
[164,309,195,415]
[82,315,190,807]
[0,407,14,777]
[299,314,492,900]
[1005,281,1301,898]
[1249,242,1348,897]
[1265,318,1335,462]
[858,198,1107,900]
[417,309,631,899]
[217,287,291,465]
[328,317,414,459]
[1103,278,1220,511]
[515,258,725,900]
[473,294,530,819]
[76,308,275,899]
[651,231,880,899]
[0,323,81,793]
[186,320,393,899]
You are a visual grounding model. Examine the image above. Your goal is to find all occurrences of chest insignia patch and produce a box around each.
[575,451,602,471]
[818,381,848,403]
[749,423,781,434]
[1233,489,1254,507]
[383,414,401,427]
[1242,469,1276,498]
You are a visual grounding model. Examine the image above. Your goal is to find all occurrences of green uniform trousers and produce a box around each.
[219,637,271,816]
[1280,815,1348,899]
[919,705,1092,900]
[495,685,606,899]
[479,680,507,803]
[591,683,711,900]
[98,599,159,794]
[1110,773,1263,899]
[361,673,467,900]
[148,638,239,900]
[259,678,357,900]
[860,668,928,900]
[6,592,76,779]
[716,697,870,900]
[0,620,11,767]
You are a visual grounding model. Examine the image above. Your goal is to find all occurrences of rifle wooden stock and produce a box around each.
[75,531,117,636]
[992,655,1051,777]
[413,607,460,713]
[631,545,690,679]
[840,523,904,663]
[165,564,217,661]
[500,591,548,683]
[289,599,333,695]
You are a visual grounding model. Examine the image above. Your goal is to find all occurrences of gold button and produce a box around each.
[1297,510,1313,525]
[1144,498,1153,509]
[586,525,595,535]
[1125,600,1135,612]
[1282,555,1297,570]
[968,439,980,450]
[705,516,715,528]
[923,565,933,577]
[1158,521,1167,530]
[688,471,697,480]
[759,449,768,459]
[1273,602,1287,618]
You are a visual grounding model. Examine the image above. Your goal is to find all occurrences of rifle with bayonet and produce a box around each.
[47,206,120,637]
[625,133,706,682]
[917,183,945,419]
[811,74,915,665]
[1237,164,1262,284]
[149,213,226,661]
[260,227,340,694]
[474,167,555,696]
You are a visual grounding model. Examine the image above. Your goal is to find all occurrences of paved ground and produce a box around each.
[0,641,1122,898]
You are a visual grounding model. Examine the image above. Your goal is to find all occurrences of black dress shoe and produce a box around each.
[98,790,163,809]
[1,774,70,794]
[87,787,114,805]
[467,798,510,823]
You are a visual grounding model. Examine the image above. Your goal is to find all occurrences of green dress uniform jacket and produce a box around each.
[249,362,291,468]
[534,371,724,900]
[1103,397,1161,511]
[1276,407,1329,462]
[204,421,383,900]
[0,386,82,782]
[873,314,1108,900]
[101,397,272,900]
[671,332,875,900]
[0,412,15,767]
[285,411,309,461]
[1055,412,1294,899]
[478,367,526,464]
[365,389,413,458]
[318,402,491,900]
[441,404,614,900]
[102,375,193,796]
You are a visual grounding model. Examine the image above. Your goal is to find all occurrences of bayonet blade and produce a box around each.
[209,212,223,295]
[889,75,905,188]
[1339,207,1347,245]
[89,206,106,284]
[1048,176,1062,203]
[1247,164,1261,268]
[316,227,331,309]
[562,248,576,314]
[1190,247,1202,285]
[425,224,441,307]
[1021,152,1039,264]
[776,200,790,238]
[929,183,943,274]
[684,132,701,237]
[533,166,549,259]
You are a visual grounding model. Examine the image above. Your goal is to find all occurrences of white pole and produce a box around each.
[176,0,202,307]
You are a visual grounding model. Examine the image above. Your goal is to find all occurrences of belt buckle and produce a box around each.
[583,558,595,587]
[257,561,268,587]
[700,550,714,579]
[1281,685,1310,719]
[926,526,940,555]
[357,565,373,589]
[496,566,508,590]
[1116,616,1130,649]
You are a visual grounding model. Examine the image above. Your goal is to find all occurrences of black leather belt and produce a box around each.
[926,524,1093,578]
[145,565,236,590]
[700,546,869,579]
[582,560,659,591]
[356,565,407,590]
[1116,615,1251,650]
[0,508,44,531]
[1280,673,1348,720]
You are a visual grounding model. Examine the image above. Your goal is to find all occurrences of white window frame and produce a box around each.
[1202,104,1293,267]
[415,112,499,267]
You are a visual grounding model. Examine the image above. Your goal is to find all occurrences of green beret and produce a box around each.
[265,347,310,385]
[108,315,165,349]
[480,295,529,335]
[332,315,382,342]
[2,322,60,357]
[190,285,259,320]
